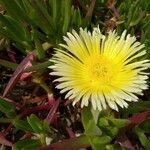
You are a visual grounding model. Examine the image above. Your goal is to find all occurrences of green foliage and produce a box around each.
[32,28,46,60]
[13,139,41,150]
[133,120,150,150]
[82,107,126,150]
[0,0,150,149]
[0,98,51,149]
[139,120,150,134]
[27,114,51,134]
[120,101,150,117]
[82,106,102,136]
[82,106,150,150]
[0,0,84,55]
[117,0,150,58]
[117,0,150,29]
[0,98,16,118]
[13,119,33,132]
[12,115,51,148]
[135,127,150,150]
[90,136,112,150]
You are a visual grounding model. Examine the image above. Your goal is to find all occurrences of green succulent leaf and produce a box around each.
[0,59,17,70]
[27,114,43,133]
[98,117,109,128]
[121,101,150,117]
[26,60,53,72]
[135,127,150,150]
[62,0,71,34]
[82,106,102,136]
[105,144,122,150]
[90,135,112,150]
[107,117,129,128]
[139,120,150,134]
[0,15,28,41]
[43,120,51,133]
[13,119,33,132]
[32,28,46,60]
[0,98,16,118]
[13,139,41,150]
[0,0,31,23]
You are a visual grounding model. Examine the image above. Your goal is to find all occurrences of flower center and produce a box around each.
[84,55,117,88]
[92,63,108,78]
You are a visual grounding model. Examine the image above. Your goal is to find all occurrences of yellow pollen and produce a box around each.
[92,63,108,78]
[83,55,117,88]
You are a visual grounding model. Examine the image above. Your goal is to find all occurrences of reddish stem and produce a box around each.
[21,103,51,118]
[4,124,13,136]
[0,132,12,147]
[66,127,76,138]
[26,95,47,104]
[128,111,150,129]
[36,135,90,150]
[7,48,16,63]
[46,99,60,125]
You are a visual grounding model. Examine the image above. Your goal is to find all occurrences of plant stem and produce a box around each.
[32,75,52,94]
[0,59,17,70]
[46,99,60,125]
[0,118,12,123]
[26,61,53,72]
[40,134,46,146]
[36,135,90,150]
[20,103,51,118]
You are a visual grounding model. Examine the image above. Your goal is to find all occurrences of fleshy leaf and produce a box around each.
[13,139,41,150]
[3,51,35,97]
[82,106,102,136]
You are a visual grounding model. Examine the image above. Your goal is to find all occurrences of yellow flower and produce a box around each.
[49,27,149,111]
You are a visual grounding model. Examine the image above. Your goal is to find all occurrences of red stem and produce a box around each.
[36,135,90,150]
[66,127,76,138]
[0,132,12,147]
[21,103,51,118]
[46,99,60,125]
[128,110,150,129]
